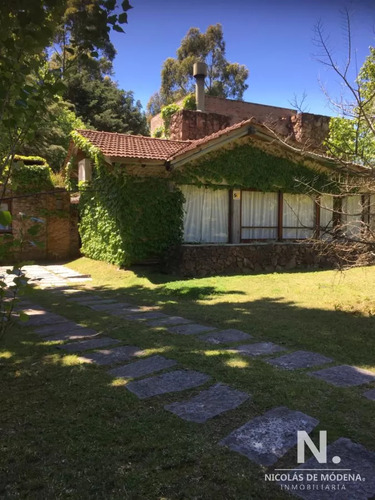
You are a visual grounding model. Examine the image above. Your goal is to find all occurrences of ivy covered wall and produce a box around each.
[172,142,337,193]
[72,133,184,266]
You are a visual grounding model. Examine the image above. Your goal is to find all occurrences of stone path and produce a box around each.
[278,437,375,499]
[219,406,319,466]
[165,383,250,423]
[19,264,375,499]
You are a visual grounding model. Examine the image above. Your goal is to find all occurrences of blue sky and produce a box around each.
[110,0,375,116]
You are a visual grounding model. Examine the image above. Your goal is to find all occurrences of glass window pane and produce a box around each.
[241,191,278,240]
[181,185,229,243]
[342,195,362,238]
[283,194,314,239]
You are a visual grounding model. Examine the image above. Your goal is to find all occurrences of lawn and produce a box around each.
[1,258,375,499]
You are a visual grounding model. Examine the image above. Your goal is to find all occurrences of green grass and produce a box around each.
[1,258,375,499]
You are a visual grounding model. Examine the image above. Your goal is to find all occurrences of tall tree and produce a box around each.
[147,24,249,116]
[63,60,149,135]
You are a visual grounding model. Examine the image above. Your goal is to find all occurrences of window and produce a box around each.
[181,185,229,243]
[319,194,334,239]
[282,194,315,239]
[342,195,363,238]
[241,191,278,240]
[0,202,11,232]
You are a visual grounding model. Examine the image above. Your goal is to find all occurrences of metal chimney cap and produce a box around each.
[193,61,208,78]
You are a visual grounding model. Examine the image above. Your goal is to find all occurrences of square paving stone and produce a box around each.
[266,350,333,370]
[43,328,100,342]
[199,329,253,345]
[57,337,120,352]
[68,295,102,303]
[34,322,89,337]
[278,437,375,499]
[24,314,71,327]
[166,324,216,335]
[363,388,375,401]
[78,346,144,365]
[124,312,168,321]
[108,355,177,379]
[229,342,286,357]
[147,316,192,327]
[219,406,319,466]
[111,306,152,317]
[309,365,375,387]
[126,369,211,399]
[165,383,250,423]
[87,302,131,312]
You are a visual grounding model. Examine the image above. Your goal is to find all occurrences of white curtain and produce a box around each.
[342,195,363,238]
[319,195,334,239]
[283,194,315,239]
[241,191,278,239]
[181,185,229,243]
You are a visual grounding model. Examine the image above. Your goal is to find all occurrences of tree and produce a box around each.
[0,0,132,337]
[63,63,149,135]
[293,13,375,269]
[147,24,249,115]
[313,13,375,170]
[19,100,85,172]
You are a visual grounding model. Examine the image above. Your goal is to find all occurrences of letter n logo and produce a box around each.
[297,431,327,464]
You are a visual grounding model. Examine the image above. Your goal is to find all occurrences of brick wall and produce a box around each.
[150,96,329,149]
[3,189,79,262]
[169,109,231,140]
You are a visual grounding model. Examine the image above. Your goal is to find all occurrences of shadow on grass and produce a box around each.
[41,284,375,368]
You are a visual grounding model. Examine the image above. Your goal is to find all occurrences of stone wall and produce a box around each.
[3,189,79,262]
[165,243,364,277]
[169,109,231,140]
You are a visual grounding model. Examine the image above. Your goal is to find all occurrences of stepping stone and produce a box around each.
[229,342,286,357]
[165,383,250,423]
[108,355,177,379]
[167,324,216,335]
[57,337,120,352]
[147,316,192,327]
[70,298,116,306]
[219,406,319,466]
[83,300,117,307]
[363,388,375,401]
[34,322,90,337]
[278,437,375,499]
[43,328,99,342]
[23,314,71,327]
[78,345,144,365]
[266,350,333,370]
[68,295,102,303]
[21,307,48,315]
[125,312,168,321]
[199,329,253,345]
[87,302,130,312]
[309,365,375,387]
[111,306,150,317]
[126,369,210,399]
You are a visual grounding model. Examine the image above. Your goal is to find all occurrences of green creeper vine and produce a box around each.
[172,143,339,194]
[10,156,54,194]
[72,131,184,266]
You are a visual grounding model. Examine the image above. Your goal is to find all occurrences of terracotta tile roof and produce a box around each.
[76,129,191,161]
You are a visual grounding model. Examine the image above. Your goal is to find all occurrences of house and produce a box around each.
[66,64,371,276]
